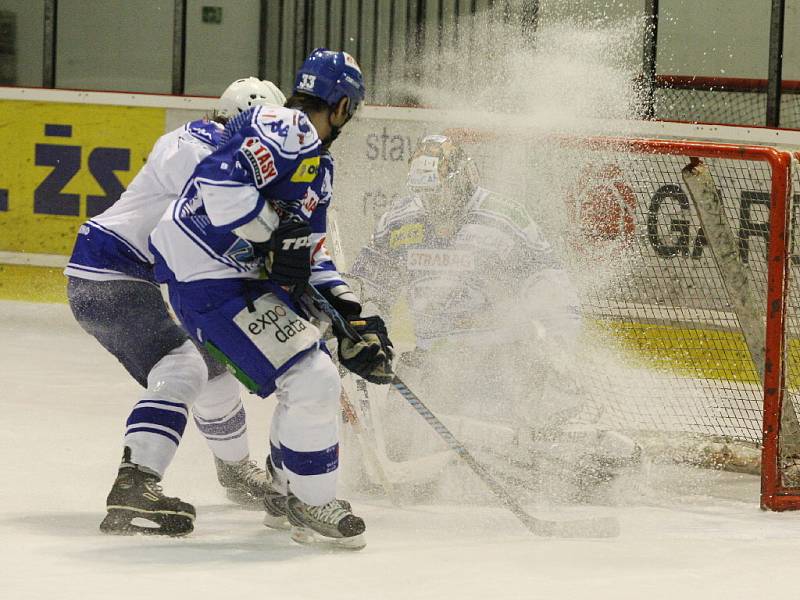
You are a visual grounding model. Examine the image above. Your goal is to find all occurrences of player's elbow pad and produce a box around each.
[233,202,280,243]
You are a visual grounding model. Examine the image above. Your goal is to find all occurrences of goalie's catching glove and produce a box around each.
[337,315,395,384]
[264,220,312,289]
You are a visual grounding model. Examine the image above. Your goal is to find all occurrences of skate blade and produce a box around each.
[290,525,366,550]
[263,512,291,531]
[225,488,266,511]
[100,509,194,537]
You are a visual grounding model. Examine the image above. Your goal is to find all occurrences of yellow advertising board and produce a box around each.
[0,100,165,255]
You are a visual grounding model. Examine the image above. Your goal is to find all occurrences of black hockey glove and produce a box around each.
[266,220,312,290]
[337,315,395,385]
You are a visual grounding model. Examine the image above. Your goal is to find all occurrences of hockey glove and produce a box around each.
[266,220,313,290]
[337,315,395,385]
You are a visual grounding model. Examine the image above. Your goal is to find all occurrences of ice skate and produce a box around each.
[261,458,351,531]
[215,456,271,510]
[100,451,195,536]
[286,496,366,550]
[265,493,354,532]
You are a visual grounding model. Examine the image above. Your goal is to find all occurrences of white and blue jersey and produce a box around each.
[64,119,223,283]
[150,106,345,293]
[149,106,347,397]
[351,187,575,349]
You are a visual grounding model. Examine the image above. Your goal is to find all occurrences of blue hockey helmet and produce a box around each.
[293,48,366,117]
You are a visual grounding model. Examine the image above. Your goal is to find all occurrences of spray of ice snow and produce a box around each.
[338,12,672,510]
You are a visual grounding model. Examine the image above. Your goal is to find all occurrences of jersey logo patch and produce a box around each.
[291,156,320,183]
[406,249,475,272]
[301,188,320,216]
[241,137,278,187]
[389,223,424,248]
[233,293,320,369]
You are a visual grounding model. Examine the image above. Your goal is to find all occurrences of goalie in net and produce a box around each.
[345,134,642,499]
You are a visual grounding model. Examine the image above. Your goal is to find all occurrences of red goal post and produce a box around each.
[624,140,794,511]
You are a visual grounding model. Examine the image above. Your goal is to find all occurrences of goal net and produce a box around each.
[489,134,800,509]
[550,138,800,510]
[653,75,800,129]
[335,110,800,510]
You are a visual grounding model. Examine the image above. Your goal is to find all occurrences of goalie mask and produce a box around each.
[407,135,480,224]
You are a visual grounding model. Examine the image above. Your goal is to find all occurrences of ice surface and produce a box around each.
[2,299,800,600]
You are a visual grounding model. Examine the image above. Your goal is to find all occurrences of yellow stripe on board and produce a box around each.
[0,264,67,303]
[589,320,761,383]
[2,263,798,388]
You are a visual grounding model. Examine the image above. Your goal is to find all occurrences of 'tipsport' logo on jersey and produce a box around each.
[241,137,278,187]
[291,156,320,183]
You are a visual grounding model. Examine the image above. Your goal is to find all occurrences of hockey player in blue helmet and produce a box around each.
[286,47,366,149]
[149,48,391,549]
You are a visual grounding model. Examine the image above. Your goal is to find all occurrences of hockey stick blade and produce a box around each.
[390,378,620,539]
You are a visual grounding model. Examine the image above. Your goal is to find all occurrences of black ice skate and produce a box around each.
[100,449,195,537]
[286,496,366,550]
[215,456,271,510]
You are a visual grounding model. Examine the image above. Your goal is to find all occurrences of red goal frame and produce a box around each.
[582,138,796,510]
[449,128,798,509]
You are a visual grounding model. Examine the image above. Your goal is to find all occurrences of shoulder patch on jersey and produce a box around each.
[186,119,222,146]
[389,223,424,248]
[291,156,320,183]
[253,107,320,159]
[241,136,278,187]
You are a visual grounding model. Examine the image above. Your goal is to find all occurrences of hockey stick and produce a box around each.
[348,374,454,485]
[326,210,436,493]
[326,210,452,490]
[338,380,400,503]
[304,284,620,539]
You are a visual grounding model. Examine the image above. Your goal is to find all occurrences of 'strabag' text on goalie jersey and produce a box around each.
[351,187,562,348]
[64,119,222,283]
[149,106,345,294]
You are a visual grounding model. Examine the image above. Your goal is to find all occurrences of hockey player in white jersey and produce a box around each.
[352,134,581,376]
[65,78,286,536]
[349,135,603,492]
[149,48,393,549]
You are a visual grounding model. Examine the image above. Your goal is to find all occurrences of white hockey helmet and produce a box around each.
[215,77,286,119]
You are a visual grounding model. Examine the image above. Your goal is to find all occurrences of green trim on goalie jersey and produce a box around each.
[475,192,531,229]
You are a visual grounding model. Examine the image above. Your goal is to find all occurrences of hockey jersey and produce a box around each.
[149,106,345,293]
[64,119,223,283]
[351,187,564,348]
